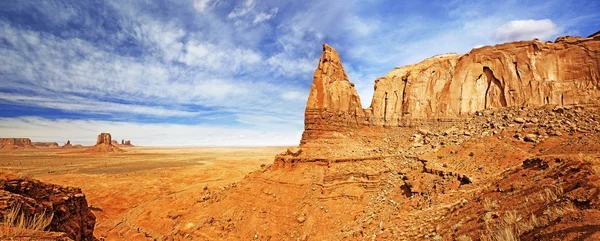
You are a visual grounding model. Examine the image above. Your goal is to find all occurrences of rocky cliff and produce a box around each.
[0,138,36,150]
[0,172,97,240]
[96,133,111,145]
[83,133,123,153]
[372,36,600,123]
[32,142,60,148]
[295,35,600,159]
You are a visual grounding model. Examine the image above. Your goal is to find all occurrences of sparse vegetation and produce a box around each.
[539,184,563,204]
[457,234,473,241]
[482,210,547,241]
[483,197,499,211]
[0,204,54,238]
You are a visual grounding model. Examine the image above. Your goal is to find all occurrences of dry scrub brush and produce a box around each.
[0,203,54,238]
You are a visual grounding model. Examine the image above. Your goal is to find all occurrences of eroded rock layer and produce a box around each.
[0,172,97,241]
[297,36,600,158]
[32,142,60,148]
[0,138,35,150]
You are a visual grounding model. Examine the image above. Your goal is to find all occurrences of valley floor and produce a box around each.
[0,146,287,240]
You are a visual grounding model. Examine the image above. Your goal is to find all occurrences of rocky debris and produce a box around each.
[407,105,600,156]
[32,142,60,148]
[0,138,36,150]
[0,172,97,241]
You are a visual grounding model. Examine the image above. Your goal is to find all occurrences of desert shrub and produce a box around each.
[539,184,563,204]
[483,197,499,211]
[0,203,54,238]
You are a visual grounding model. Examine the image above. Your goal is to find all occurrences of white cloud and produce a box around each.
[493,19,561,42]
[193,0,213,13]
[281,91,306,101]
[253,8,278,25]
[0,117,302,146]
[0,93,198,117]
[266,52,315,77]
[178,40,262,71]
[227,0,255,19]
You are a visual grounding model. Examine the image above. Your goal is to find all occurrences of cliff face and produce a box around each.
[0,172,97,240]
[296,35,600,158]
[96,133,112,145]
[372,37,600,122]
[32,142,60,148]
[0,138,35,150]
[304,44,365,129]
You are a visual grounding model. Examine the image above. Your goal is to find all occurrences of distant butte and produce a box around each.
[83,133,124,153]
[0,138,36,150]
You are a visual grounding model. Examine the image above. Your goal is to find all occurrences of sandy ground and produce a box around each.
[0,146,288,240]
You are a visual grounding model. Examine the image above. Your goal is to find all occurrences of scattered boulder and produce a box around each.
[524,134,538,142]
[514,117,525,124]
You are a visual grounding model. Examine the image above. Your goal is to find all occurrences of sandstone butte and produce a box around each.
[62,140,73,148]
[82,133,124,153]
[290,34,600,161]
[32,142,60,148]
[0,138,36,150]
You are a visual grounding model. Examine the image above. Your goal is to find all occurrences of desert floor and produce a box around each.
[0,146,288,240]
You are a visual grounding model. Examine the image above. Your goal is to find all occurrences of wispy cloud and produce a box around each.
[493,19,561,42]
[0,0,598,145]
[253,8,278,25]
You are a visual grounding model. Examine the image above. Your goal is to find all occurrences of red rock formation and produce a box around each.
[83,133,124,153]
[96,133,111,145]
[294,36,600,159]
[32,142,60,148]
[0,172,97,241]
[0,138,36,150]
[62,140,73,148]
[372,37,600,121]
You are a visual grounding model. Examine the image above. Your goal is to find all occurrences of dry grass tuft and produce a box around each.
[0,203,54,238]
[539,184,563,204]
[483,197,500,211]
[483,210,547,241]
[457,234,473,241]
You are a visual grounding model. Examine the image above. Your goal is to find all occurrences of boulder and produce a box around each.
[0,172,97,240]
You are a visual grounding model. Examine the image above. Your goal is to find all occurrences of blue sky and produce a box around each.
[0,0,598,146]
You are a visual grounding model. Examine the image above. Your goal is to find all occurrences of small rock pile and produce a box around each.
[409,105,600,155]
